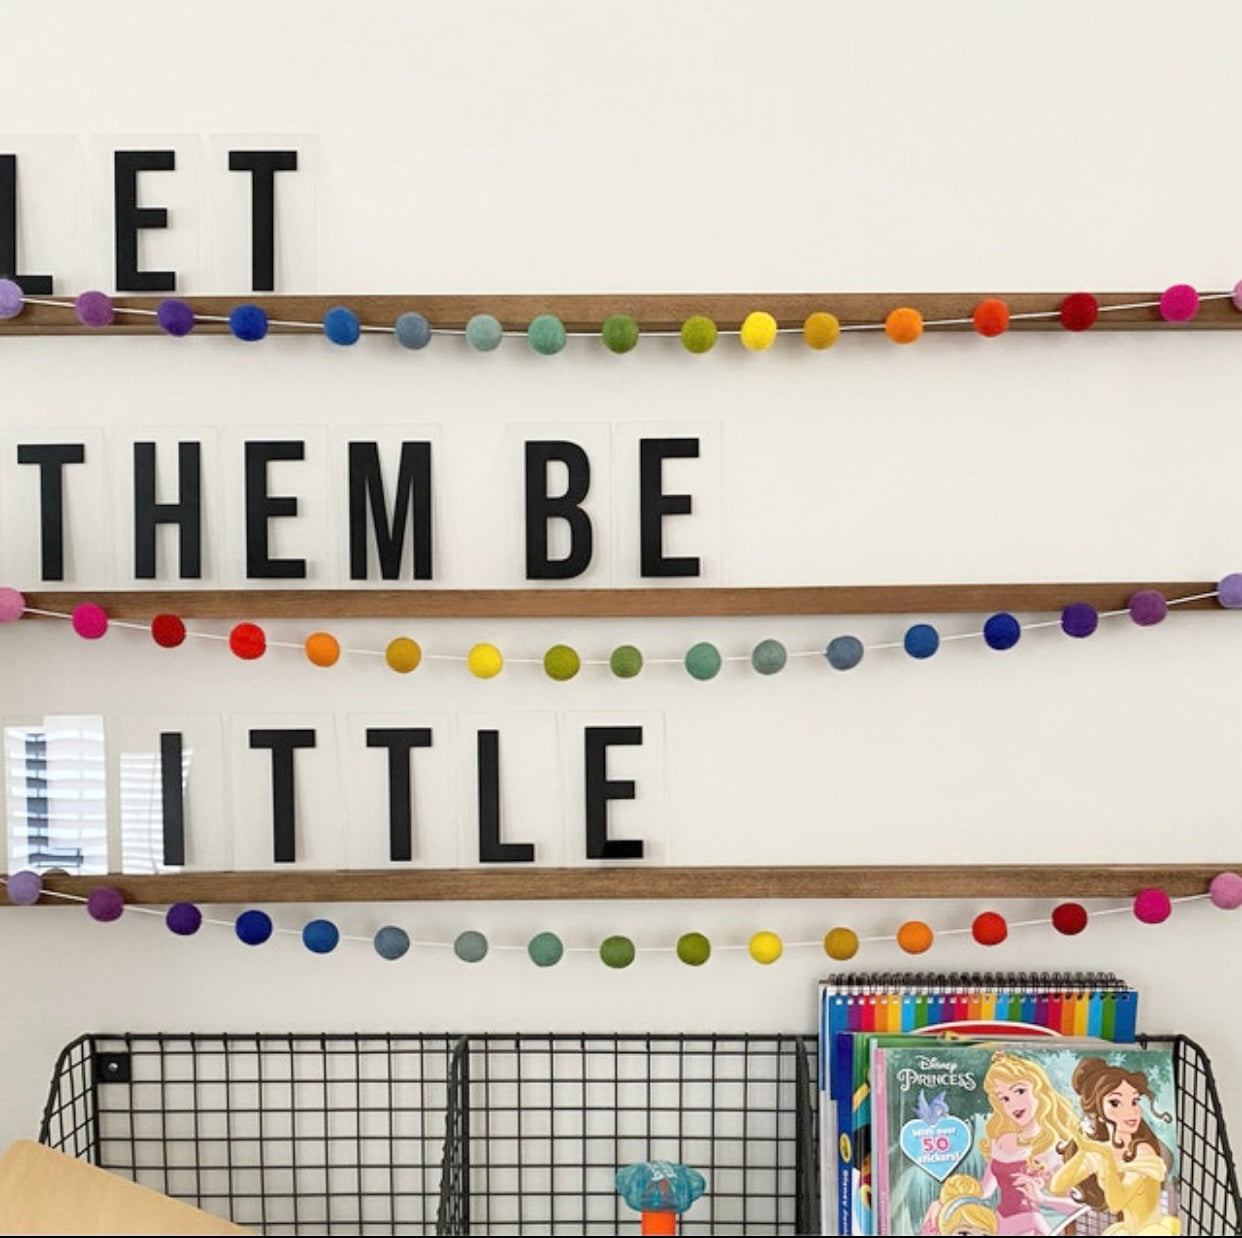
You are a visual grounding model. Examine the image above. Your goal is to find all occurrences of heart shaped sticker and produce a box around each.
[899,1115,972,1182]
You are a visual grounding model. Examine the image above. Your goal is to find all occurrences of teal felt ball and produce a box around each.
[466,313,503,351]
[528,931,564,967]
[685,642,722,680]
[751,638,787,674]
[454,930,489,962]
[601,315,639,353]
[528,314,567,355]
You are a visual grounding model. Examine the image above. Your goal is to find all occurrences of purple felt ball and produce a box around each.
[87,887,125,922]
[156,298,195,337]
[1209,871,1242,910]
[1133,887,1172,924]
[1061,602,1099,638]
[1128,589,1167,626]
[1159,283,1198,323]
[74,290,115,328]
[0,278,24,319]
[71,603,109,639]
[1218,573,1242,608]
[166,901,203,935]
[7,869,43,905]
[1234,281,1242,311]
[0,587,26,623]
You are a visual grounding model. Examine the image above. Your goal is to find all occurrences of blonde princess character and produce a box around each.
[921,1174,1000,1236]
[979,1054,1087,1235]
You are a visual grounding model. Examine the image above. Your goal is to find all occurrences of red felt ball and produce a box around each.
[229,622,266,660]
[1059,292,1099,332]
[151,613,186,648]
[971,911,1008,946]
[972,299,1010,337]
[1051,902,1089,935]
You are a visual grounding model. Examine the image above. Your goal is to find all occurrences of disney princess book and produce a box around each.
[871,1042,1179,1236]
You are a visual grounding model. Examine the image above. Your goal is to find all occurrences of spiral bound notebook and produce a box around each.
[817,972,1140,1236]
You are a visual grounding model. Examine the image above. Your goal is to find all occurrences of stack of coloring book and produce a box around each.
[817,972,1143,1236]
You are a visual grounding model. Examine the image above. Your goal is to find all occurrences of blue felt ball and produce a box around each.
[156,298,195,337]
[825,635,864,670]
[466,313,503,352]
[302,918,340,953]
[235,909,273,945]
[229,304,268,342]
[983,612,1022,651]
[323,306,361,346]
[374,925,410,960]
[904,623,940,659]
[394,312,432,350]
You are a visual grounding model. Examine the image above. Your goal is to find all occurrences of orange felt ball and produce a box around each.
[885,307,923,344]
[304,631,340,667]
[896,920,934,954]
[972,298,1010,337]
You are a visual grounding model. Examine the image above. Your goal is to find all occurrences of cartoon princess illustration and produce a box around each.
[1050,1057,1179,1235]
[978,1053,1087,1235]
[921,1174,1000,1235]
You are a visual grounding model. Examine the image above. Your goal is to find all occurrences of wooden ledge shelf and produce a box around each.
[2,292,1241,336]
[3,864,1232,905]
[20,582,1223,620]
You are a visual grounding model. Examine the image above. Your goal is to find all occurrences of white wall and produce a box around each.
[2,0,1241,1192]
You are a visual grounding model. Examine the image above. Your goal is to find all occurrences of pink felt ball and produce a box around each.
[87,886,124,922]
[1233,280,1242,311]
[71,603,109,640]
[1133,887,1172,924]
[1159,284,1199,323]
[0,587,26,623]
[74,290,115,328]
[1209,871,1242,910]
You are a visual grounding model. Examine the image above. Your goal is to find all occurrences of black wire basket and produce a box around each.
[35,1030,1238,1235]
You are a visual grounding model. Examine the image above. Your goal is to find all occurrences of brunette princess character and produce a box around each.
[1051,1058,1179,1235]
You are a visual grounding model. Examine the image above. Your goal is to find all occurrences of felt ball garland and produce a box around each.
[6,871,1239,965]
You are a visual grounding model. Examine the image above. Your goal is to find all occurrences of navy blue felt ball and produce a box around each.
[323,306,361,346]
[229,304,268,342]
[236,909,273,945]
[904,623,940,659]
[983,612,1022,651]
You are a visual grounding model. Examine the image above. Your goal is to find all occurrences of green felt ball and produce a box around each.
[599,935,636,969]
[676,932,711,966]
[680,315,718,354]
[528,931,564,967]
[751,638,787,675]
[684,641,722,680]
[528,314,567,355]
[602,314,639,353]
[543,644,581,681]
[609,645,643,678]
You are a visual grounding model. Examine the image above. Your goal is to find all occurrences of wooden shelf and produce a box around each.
[20,582,1223,620]
[2,292,1240,335]
[3,864,1231,905]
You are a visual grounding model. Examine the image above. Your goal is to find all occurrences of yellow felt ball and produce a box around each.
[885,306,923,345]
[385,636,422,673]
[739,311,778,351]
[304,631,340,668]
[468,642,504,679]
[748,931,783,964]
[803,311,840,350]
[823,926,859,961]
